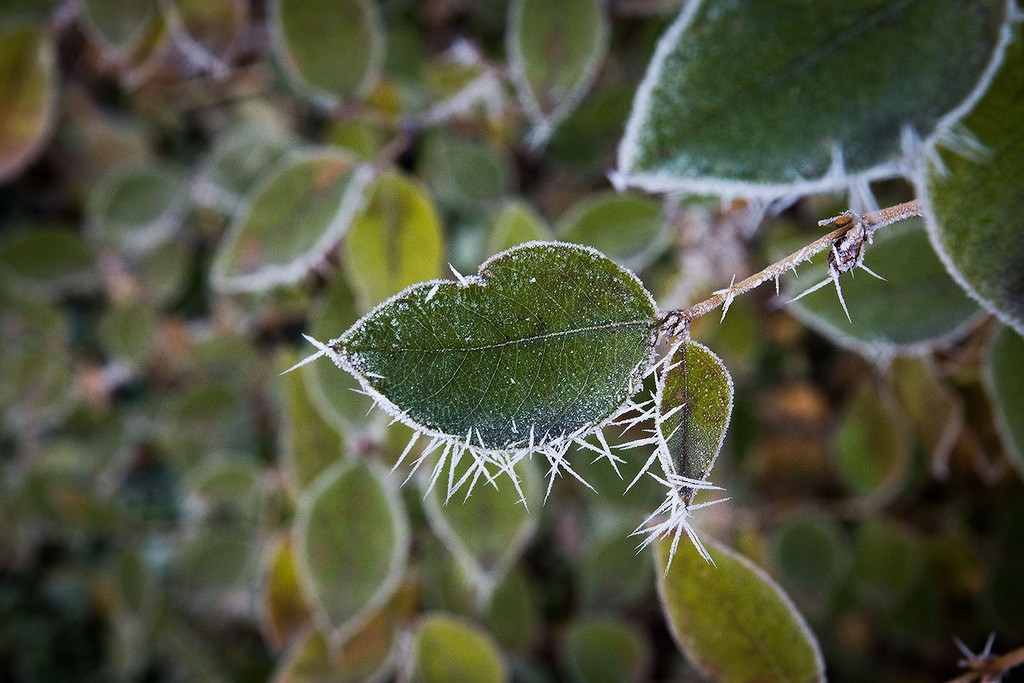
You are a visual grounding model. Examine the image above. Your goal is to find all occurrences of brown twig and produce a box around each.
[657,199,922,336]
[945,642,1024,683]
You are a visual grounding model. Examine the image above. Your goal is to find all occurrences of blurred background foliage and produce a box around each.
[0,0,1022,681]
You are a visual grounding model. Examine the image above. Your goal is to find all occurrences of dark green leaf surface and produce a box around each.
[211,149,371,293]
[790,220,979,357]
[295,462,409,642]
[0,227,96,300]
[421,134,512,212]
[80,0,158,54]
[559,618,649,683]
[335,242,658,450]
[272,0,384,105]
[987,326,1024,478]
[771,514,851,618]
[410,614,507,683]
[834,383,910,503]
[0,28,57,183]
[556,192,668,271]
[166,0,246,63]
[925,30,1024,335]
[197,127,293,213]
[660,340,733,502]
[618,0,1009,194]
[655,537,825,682]
[87,162,185,256]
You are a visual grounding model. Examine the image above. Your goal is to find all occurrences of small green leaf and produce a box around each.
[655,537,825,682]
[923,29,1024,335]
[421,134,512,212]
[986,326,1024,478]
[175,527,255,600]
[0,28,57,183]
[164,0,246,65]
[184,456,262,527]
[851,520,923,608]
[422,458,541,602]
[295,461,410,644]
[485,568,540,652]
[0,227,96,300]
[301,275,376,438]
[331,242,658,451]
[659,340,733,502]
[485,201,552,256]
[211,149,372,293]
[278,350,347,496]
[790,220,979,358]
[770,514,851,619]
[618,0,1011,194]
[559,618,650,683]
[557,192,668,273]
[890,357,963,473]
[834,382,911,504]
[80,0,158,56]
[507,0,608,145]
[260,537,311,651]
[196,126,293,213]
[271,0,384,106]
[409,613,507,683]
[345,171,445,308]
[87,162,186,256]
[97,302,160,364]
[578,523,653,610]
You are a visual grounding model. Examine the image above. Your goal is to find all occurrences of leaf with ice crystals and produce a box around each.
[923,30,1024,336]
[313,242,658,458]
[211,148,372,293]
[617,0,1012,196]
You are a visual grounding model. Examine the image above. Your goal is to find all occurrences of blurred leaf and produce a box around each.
[0,227,96,300]
[0,27,57,183]
[421,134,512,212]
[295,461,409,643]
[165,0,247,66]
[87,162,186,256]
[261,537,312,651]
[924,31,1024,335]
[618,0,1009,193]
[176,527,255,600]
[559,618,650,683]
[0,0,59,31]
[97,302,160,364]
[327,120,381,161]
[211,149,372,293]
[196,126,294,214]
[578,522,653,610]
[790,220,979,358]
[485,568,540,652]
[345,170,444,308]
[659,340,733,502]
[890,356,962,474]
[422,458,541,603]
[131,238,193,307]
[279,349,347,496]
[333,242,657,450]
[184,456,262,526]
[507,0,608,145]
[80,0,158,56]
[852,520,924,609]
[556,193,668,271]
[485,200,552,256]
[548,84,632,174]
[833,382,910,504]
[986,325,1024,478]
[655,536,825,682]
[409,613,507,683]
[271,0,384,105]
[770,514,850,619]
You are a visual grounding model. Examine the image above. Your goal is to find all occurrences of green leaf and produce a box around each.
[302,274,376,438]
[329,242,658,452]
[658,340,733,502]
[986,326,1024,478]
[890,357,962,474]
[790,220,980,358]
[97,302,160,364]
[557,192,668,273]
[344,171,445,308]
[559,618,650,683]
[507,0,608,145]
[833,382,911,504]
[618,0,1011,194]
[578,523,653,610]
[184,456,262,526]
[279,350,347,496]
[851,520,923,608]
[175,527,255,600]
[87,162,186,256]
[211,149,372,293]
[0,28,57,183]
[485,568,540,652]
[271,0,384,105]
[295,461,410,644]
[259,537,311,651]
[923,29,1024,335]
[655,537,825,683]
[770,514,851,619]
[0,227,96,300]
[485,201,552,257]
[422,458,541,602]
[195,126,293,213]
[421,134,512,212]
[164,0,247,65]
[80,0,158,55]
[409,614,507,683]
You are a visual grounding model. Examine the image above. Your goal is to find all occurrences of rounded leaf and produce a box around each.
[0,227,96,300]
[80,0,159,56]
[833,383,910,504]
[195,126,293,213]
[260,537,312,651]
[923,29,1024,335]
[986,326,1024,478]
[295,461,410,643]
[164,0,247,66]
[559,618,650,683]
[87,162,186,256]
[655,536,825,682]
[271,0,384,106]
[0,28,57,183]
[211,149,372,293]
[556,192,668,271]
[485,201,552,256]
[409,613,507,683]
[421,134,512,212]
[332,242,658,451]
[617,0,1012,195]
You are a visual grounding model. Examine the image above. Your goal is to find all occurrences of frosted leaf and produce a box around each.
[0,27,57,184]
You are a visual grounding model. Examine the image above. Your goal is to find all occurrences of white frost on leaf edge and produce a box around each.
[614,0,1017,199]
